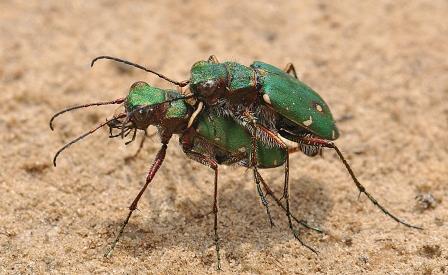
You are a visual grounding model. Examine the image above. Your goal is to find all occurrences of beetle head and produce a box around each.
[190,60,228,105]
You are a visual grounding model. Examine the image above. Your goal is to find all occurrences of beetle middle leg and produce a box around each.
[253,153,275,227]
[105,142,169,257]
[283,147,318,254]
[180,138,222,270]
[246,111,275,227]
[247,118,319,254]
[254,158,319,254]
[283,63,299,79]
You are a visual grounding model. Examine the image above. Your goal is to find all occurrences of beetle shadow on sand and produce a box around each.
[101,155,335,266]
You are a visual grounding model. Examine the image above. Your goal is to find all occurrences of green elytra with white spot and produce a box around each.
[190,60,339,140]
[125,82,286,168]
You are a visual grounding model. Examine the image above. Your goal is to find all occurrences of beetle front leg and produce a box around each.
[128,131,158,160]
[297,136,423,230]
[105,142,168,257]
[283,63,299,79]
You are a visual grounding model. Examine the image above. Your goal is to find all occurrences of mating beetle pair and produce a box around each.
[50,56,421,270]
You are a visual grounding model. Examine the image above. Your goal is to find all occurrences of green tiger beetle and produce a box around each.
[50,81,324,270]
[90,55,422,233]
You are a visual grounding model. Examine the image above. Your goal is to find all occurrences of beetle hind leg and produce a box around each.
[297,136,423,230]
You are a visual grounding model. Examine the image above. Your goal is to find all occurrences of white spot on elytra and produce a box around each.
[303,116,313,126]
[262,94,271,105]
[332,130,336,139]
[316,104,323,112]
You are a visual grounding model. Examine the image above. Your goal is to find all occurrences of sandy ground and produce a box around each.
[1,1,447,274]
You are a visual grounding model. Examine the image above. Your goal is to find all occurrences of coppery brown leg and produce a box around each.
[181,142,222,270]
[105,143,168,257]
[283,63,299,79]
[257,172,323,233]
[255,166,319,255]
[297,136,422,230]
[244,118,318,253]
[254,171,275,226]
[130,131,157,159]
[245,111,275,227]
[283,152,317,254]
[208,55,220,64]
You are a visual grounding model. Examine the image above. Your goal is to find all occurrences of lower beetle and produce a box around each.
[50,82,322,270]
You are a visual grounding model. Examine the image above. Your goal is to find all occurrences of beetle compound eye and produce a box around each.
[198,80,218,96]
[131,106,146,123]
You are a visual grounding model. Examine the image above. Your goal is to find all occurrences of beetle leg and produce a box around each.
[208,55,220,64]
[132,130,148,157]
[283,147,318,255]
[297,136,423,230]
[181,145,222,271]
[105,142,169,257]
[247,121,320,252]
[259,139,319,252]
[257,170,323,233]
[243,110,277,227]
[254,171,275,226]
[180,132,222,270]
[283,63,299,79]
[126,131,158,160]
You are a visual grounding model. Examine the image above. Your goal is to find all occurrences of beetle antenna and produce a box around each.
[50,98,125,130]
[91,56,190,87]
[53,114,126,167]
[161,94,195,104]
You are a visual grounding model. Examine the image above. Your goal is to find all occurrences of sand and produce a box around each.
[1,1,447,274]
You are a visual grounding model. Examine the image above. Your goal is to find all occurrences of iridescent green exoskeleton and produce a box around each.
[88,55,421,235]
[189,57,339,141]
[187,56,421,233]
[49,82,321,270]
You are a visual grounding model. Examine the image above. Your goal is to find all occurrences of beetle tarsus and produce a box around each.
[91,56,190,87]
